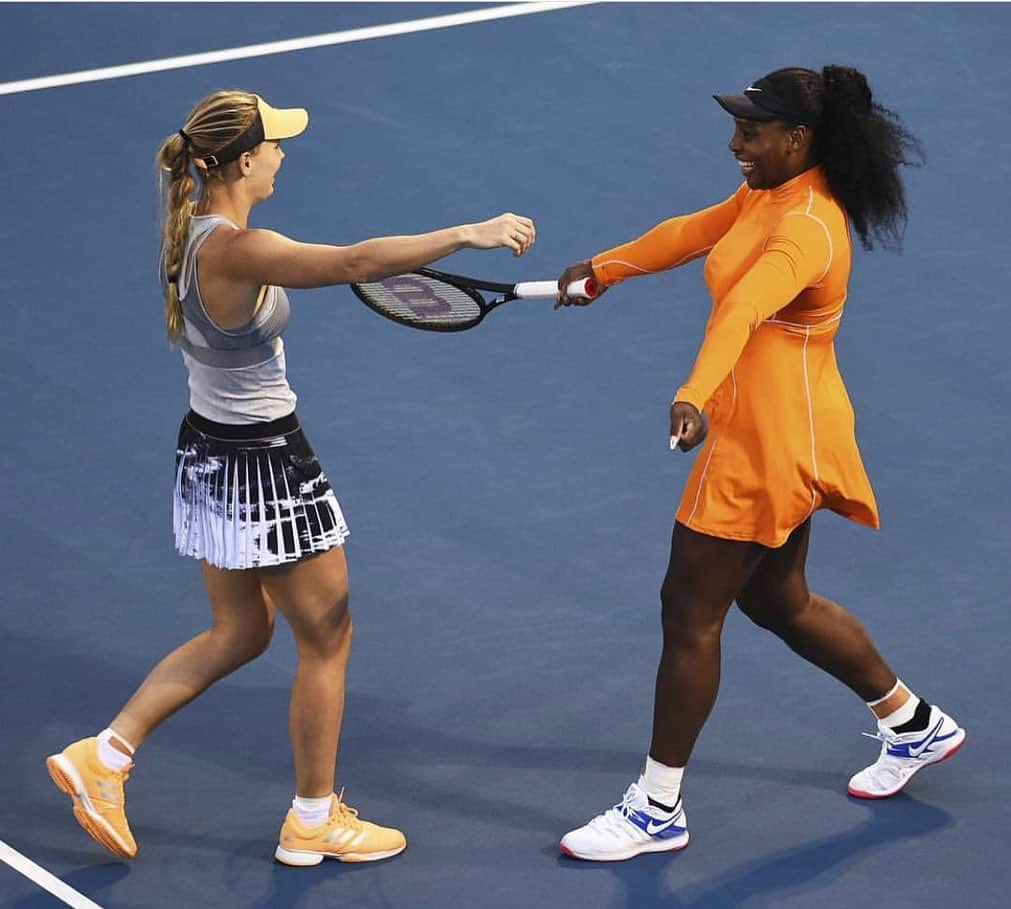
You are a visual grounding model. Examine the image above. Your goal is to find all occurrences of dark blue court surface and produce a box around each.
[2,3,1009,907]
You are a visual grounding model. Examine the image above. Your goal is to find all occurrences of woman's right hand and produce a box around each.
[467,213,536,256]
[555,260,603,309]
[670,401,707,451]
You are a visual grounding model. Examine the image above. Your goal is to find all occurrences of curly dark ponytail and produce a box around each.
[817,65,923,251]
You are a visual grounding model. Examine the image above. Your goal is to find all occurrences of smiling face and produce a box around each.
[728,118,813,190]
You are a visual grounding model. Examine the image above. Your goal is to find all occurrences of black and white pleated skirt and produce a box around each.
[173,410,349,570]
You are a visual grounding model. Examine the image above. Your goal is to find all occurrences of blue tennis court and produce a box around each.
[2,3,1009,906]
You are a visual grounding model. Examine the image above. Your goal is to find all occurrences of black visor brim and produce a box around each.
[713,93,779,122]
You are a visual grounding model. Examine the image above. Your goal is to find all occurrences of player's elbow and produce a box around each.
[327,245,374,285]
[715,298,763,335]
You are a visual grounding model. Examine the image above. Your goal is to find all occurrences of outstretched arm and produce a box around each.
[214,213,536,289]
[556,188,744,305]
[591,190,743,287]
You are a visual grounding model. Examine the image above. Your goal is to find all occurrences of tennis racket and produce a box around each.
[350,267,598,332]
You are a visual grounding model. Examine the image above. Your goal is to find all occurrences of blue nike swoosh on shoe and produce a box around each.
[887,718,955,758]
[628,810,686,839]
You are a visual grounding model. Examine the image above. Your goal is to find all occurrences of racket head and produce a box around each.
[351,270,490,332]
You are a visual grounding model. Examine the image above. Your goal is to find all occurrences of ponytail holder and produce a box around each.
[178,128,191,145]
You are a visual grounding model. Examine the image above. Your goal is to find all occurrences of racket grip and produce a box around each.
[513,277,599,299]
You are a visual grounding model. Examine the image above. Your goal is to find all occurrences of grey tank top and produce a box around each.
[176,215,297,423]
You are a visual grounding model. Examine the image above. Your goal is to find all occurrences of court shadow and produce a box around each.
[19,626,946,899]
[560,796,955,909]
[6,862,130,909]
[15,624,865,847]
[232,837,404,909]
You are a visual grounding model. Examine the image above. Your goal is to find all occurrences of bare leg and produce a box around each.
[109,563,275,747]
[258,546,352,798]
[649,523,766,767]
[735,520,898,703]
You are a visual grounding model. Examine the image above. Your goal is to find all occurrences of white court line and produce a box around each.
[0,839,105,909]
[0,1,600,96]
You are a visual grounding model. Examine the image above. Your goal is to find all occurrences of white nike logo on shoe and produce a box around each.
[645,815,683,835]
[907,718,946,758]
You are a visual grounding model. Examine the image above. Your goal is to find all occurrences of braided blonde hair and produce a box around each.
[155,90,258,340]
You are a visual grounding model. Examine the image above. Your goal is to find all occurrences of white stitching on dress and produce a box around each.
[778,188,833,287]
[802,326,819,519]
[764,313,842,328]
[685,368,736,526]
[595,246,714,277]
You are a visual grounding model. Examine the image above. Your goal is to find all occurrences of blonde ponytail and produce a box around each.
[156,131,195,340]
[155,90,259,341]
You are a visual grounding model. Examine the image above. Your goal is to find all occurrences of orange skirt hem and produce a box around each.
[677,506,879,549]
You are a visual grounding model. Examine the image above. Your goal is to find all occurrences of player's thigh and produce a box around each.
[200,561,275,640]
[735,519,812,628]
[661,522,766,631]
[258,546,350,651]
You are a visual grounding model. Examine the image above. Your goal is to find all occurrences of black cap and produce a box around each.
[714,68,821,127]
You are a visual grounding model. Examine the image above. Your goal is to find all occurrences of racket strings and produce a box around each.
[354,273,484,329]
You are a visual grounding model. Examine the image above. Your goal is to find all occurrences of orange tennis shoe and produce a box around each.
[46,737,137,859]
[275,791,406,866]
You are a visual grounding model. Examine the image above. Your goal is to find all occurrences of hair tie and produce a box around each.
[178,128,191,145]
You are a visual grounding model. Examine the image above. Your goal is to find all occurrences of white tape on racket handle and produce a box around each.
[513,278,598,299]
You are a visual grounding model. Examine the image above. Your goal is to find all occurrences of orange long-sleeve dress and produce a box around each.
[591,166,879,548]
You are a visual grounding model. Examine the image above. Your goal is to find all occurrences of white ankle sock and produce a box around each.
[292,794,332,827]
[878,695,920,729]
[866,678,918,727]
[96,728,134,771]
[639,755,684,811]
[866,677,903,708]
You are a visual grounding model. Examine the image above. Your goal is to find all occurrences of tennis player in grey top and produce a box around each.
[46,89,535,866]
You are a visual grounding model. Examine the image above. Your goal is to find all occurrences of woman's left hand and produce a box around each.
[669,401,706,451]
[467,212,536,256]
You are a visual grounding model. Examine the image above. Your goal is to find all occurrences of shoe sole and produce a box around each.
[559,832,689,862]
[274,843,406,866]
[46,754,136,859]
[847,729,966,799]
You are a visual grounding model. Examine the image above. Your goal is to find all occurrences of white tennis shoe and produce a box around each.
[848,704,965,799]
[559,782,689,861]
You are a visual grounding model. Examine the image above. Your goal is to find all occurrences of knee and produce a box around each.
[659,584,724,647]
[738,588,812,638]
[251,615,276,658]
[211,616,275,664]
[296,596,353,661]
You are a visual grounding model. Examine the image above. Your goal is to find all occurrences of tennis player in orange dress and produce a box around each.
[555,66,965,862]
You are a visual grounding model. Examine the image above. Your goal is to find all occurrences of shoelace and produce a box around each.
[858,729,917,774]
[329,788,365,831]
[861,730,890,743]
[591,787,645,837]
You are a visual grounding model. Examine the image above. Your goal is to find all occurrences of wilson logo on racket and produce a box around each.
[388,276,453,317]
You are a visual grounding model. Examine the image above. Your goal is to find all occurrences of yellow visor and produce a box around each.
[256,95,309,141]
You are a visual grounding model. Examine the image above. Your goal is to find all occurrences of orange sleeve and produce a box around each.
[590,188,745,287]
[674,212,832,412]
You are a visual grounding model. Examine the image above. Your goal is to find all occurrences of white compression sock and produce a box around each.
[96,728,134,772]
[866,678,918,727]
[639,755,684,811]
[292,795,332,827]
